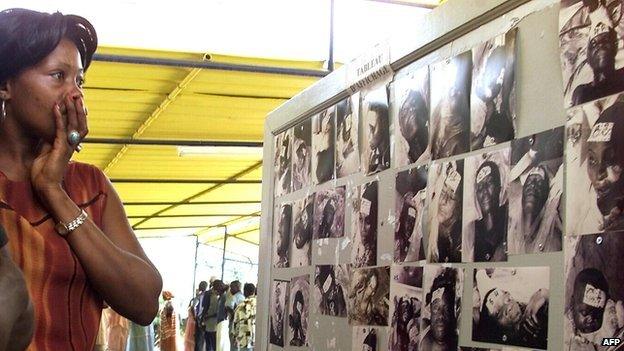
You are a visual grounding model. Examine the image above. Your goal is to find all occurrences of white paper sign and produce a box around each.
[445,168,461,192]
[361,198,372,216]
[583,283,607,309]
[346,42,394,94]
[408,207,417,218]
[588,122,614,142]
[432,287,445,302]
[476,165,492,184]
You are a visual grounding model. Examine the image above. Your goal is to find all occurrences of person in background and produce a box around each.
[0,225,33,351]
[226,281,245,351]
[105,308,129,351]
[126,320,154,351]
[202,280,225,351]
[159,291,177,351]
[232,284,257,351]
[192,281,208,351]
[0,8,162,350]
[216,283,230,351]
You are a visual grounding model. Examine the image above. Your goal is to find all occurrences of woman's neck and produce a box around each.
[0,121,40,180]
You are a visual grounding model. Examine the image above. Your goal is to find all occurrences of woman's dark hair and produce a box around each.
[243,283,256,297]
[0,8,98,84]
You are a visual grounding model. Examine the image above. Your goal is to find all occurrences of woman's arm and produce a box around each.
[40,183,162,325]
[30,95,162,325]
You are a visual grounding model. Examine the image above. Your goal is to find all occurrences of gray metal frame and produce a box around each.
[259,0,566,349]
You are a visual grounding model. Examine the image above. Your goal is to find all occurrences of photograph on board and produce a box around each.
[507,127,564,255]
[427,160,464,263]
[391,65,431,167]
[564,232,624,350]
[288,275,310,347]
[566,94,624,235]
[463,147,510,262]
[314,264,349,317]
[421,265,464,351]
[430,51,472,159]
[312,106,336,185]
[471,29,517,150]
[353,327,378,351]
[361,84,391,175]
[559,0,624,107]
[336,95,360,178]
[395,165,428,263]
[348,266,390,326]
[274,129,292,197]
[270,280,289,347]
[292,119,312,192]
[353,181,379,268]
[291,194,314,267]
[273,203,292,268]
[313,186,346,240]
[389,266,423,351]
[472,267,550,349]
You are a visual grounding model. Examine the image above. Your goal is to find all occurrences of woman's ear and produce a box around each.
[0,80,12,100]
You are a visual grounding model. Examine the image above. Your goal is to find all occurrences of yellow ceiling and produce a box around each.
[73,46,324,251]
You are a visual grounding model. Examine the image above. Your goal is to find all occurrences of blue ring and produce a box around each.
[68,131,81,146]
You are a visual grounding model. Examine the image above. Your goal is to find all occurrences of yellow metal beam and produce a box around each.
[102,65,204,174]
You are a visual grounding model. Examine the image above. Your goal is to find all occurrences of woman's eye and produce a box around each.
[51,72,64,80]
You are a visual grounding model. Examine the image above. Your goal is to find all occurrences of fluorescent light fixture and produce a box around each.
[178,146,263,157]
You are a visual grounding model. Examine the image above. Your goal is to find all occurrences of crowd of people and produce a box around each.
[187,279,257,351]
[91,279,257,351]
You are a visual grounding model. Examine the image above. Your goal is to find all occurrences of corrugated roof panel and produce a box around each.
[134,215,238,229]
[113,183,209,202]
[161,203,261,216]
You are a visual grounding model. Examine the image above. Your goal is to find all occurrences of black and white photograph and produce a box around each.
[313,186,346,239]
[314,264,349,317]
[471,29,517,150]
[273,203,292,268]
[270,279,289,347]
[292,119,312,192]
[427,160,464,263]
[291,195,314,267]
[421,265,464,350]
[395,165,428,263]
[463,147,510,262]
[559,0,624,107]
[389,266,423,351]
[460,348,501,351]
[472,267,550,350]
[361,85,391,175]
[348,266,390,326]
[507,127,564,255]
[312,106,336,185]
[274,129,292,197]
[566,94,624,235]
[430,51,472,160]
[391,65,430,167]
[336,95,360,178]
[288,275,310,347]
[564,232,624,350]
[353,181,379,268]
[352,327,378,351]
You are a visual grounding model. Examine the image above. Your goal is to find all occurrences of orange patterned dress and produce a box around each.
[0,162,108,350]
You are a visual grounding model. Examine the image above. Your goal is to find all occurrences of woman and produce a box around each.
[0,8,162,350]
[159,292,177,351]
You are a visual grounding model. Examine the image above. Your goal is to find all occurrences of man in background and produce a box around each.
[202,280,226,351]
[192,281,208,351]
[226,281,245,351]
[232,283,257,351]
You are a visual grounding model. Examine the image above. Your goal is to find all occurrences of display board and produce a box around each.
[258,0,624,350]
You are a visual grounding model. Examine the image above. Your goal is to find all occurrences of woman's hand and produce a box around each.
[31,94,88,196]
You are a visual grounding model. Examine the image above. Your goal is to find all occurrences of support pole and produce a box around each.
[328,0,335,72]
[221,226,228,281]
[192,235,199,297]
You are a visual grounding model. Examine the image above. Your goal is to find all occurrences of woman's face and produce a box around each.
[4,38,85,142]
[485,288,522,328]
